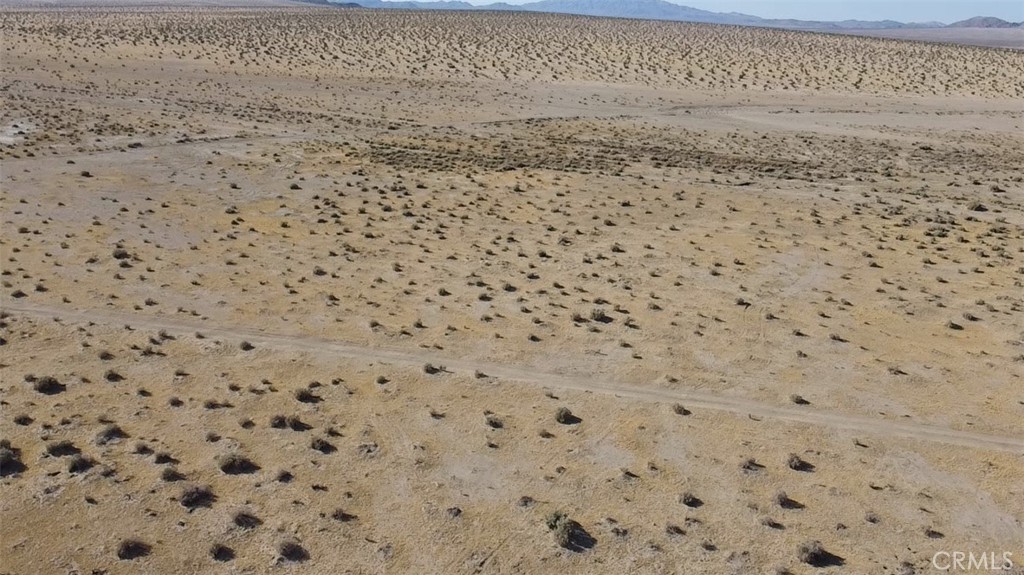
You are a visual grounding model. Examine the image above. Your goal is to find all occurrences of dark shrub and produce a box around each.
[117,539,151,560]
[180,485,216,510]
[217,453,259,475]
[277,541,309,562]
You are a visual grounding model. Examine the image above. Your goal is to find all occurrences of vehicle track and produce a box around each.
[5,301,1022,454]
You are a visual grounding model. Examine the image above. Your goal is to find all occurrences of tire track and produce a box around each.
[5,302,1022,454]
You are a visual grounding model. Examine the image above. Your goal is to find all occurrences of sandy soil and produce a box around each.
[2,7,1023,575]
[836,28,1024,50]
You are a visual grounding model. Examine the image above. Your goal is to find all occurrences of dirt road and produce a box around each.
[6,301,1022,454]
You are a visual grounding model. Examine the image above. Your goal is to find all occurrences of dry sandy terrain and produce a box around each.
[1,7,1023,575]
[837,28,1024,51]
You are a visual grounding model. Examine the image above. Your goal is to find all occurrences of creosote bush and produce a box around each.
[277,540,309,562]
[117,539,151,560]
[217,453,260,475]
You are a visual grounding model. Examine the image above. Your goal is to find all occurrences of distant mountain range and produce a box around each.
[947,16,1022,28]
[312,0,1024,30]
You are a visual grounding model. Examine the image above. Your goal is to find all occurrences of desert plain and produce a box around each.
[1,5,1023,574]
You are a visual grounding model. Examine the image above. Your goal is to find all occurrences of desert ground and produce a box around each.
[836,28,1024,51]
[1,6,1023,574]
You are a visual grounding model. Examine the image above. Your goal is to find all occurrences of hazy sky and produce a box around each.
[467,0,1024,23]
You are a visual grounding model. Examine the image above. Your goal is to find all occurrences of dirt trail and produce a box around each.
[6,301,1023,454]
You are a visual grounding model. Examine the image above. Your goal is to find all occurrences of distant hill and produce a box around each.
[353,0,475,8]
[347,0,949,29]
[338,0,1024,32]
[514,0,743,24]
[947,16,1022,28]
[297,0,362,6]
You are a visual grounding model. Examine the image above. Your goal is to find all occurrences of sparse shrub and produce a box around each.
[210,544,235,562]
[789,394,810,405]
[680,492,703,508]
[797,540,842,566]
[161,467,185,482]
[0,442,25,476]
[180,485,216,509]
[545,511,567,530]
[741,458,763,472]
[554,407,577,424]
[32,376,65,395]
[773,490,802,509]
[331,508,357,522]
[311,437,336,454]
[47,440,80,457]
[233,511,262,529]
[95,424,128,445]
[271,415,309,431]
[277,540,309,562]
[117,539,151,560]
[672,403,690,415]
[897,561,916,575]
[545,511,590,550]
[294,388,321,403]
[217,453,259,475]
[553,519,573,548]
[67,454,95,474]
[786,453,812,471]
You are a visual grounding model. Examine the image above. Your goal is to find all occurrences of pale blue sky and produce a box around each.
[472,0,1024,23]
